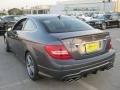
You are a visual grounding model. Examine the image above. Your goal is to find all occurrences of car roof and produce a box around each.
[22,14,71,20]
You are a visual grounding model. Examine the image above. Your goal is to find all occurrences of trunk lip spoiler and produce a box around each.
[50,29,109,40]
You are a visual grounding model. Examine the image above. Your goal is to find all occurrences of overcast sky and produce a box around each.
[0,0,68,10]
[0,0,116,10]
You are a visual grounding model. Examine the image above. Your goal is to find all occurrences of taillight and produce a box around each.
[108,38,112,49]
[44,45,72,60]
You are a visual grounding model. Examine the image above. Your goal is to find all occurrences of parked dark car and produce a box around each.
[0,17,6,34]
[4,15,115,81]
[2,15,21,30]
[86,13,120,30]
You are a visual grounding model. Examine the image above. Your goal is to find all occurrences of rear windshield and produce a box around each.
[42,17,93,33]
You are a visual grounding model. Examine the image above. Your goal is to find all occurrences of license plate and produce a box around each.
[85,41,100,53]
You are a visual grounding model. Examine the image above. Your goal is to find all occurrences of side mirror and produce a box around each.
[7,27,12,31]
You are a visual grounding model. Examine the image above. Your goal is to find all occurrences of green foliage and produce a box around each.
[8,8,24,15]
[0,13,6,16]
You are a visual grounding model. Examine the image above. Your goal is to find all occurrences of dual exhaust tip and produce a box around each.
[62,72,91,82]
[63,75,82,82]
[62,70,98,82]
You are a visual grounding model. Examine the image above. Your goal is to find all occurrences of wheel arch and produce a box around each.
[24,49,38,64]
[25,50,30,59]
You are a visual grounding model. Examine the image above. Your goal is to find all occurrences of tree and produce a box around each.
[0,13,6,16]
[8,8,24,15]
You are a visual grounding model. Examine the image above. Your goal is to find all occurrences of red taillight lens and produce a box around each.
[108,38,112,49]
[44,45,72,60]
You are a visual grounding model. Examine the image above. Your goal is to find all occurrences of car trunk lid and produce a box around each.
[50,29,110,60]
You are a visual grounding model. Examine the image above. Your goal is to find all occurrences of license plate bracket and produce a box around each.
[85,41,101,53]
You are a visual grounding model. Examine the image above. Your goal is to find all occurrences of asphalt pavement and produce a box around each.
[0,28,120,90]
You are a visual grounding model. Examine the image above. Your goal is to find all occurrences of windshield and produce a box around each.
[42,17,93,33]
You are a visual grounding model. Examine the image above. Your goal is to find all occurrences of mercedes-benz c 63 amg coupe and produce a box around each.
[4,15,115,81]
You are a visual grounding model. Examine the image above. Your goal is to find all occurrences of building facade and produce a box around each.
[23,0,118,15]
[115,0,120,12]
[24,5,51,14]
[50,0,116,15]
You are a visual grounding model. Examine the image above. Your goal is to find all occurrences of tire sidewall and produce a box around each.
[25,52,39,81]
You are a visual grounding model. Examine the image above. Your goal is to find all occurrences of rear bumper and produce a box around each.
[37,50,115,80]
[61,60,113,81]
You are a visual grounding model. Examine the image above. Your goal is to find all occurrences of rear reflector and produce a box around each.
[108,38,112,49]
[44,45,72,60]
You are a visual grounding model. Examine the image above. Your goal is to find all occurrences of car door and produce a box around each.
[104,15,114,26]
[15,19,37,61]
[7,18,27,55]
[110,14,119,26]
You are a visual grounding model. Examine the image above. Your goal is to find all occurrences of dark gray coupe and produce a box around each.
[4,15,115,81]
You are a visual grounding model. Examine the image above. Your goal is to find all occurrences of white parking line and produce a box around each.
[0,79,30,89]
[79,80,99,90]
[116,38,120,42]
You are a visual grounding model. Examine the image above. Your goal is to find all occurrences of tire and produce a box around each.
[101,23,107,30]
[4,38,11,52]
[25,52,39,81]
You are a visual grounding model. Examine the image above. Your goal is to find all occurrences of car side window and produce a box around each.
[13,18,27,31]
[23,19,36,31]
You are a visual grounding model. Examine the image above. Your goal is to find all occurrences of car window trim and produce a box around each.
[22,19,37,32]
[12,18,27,31]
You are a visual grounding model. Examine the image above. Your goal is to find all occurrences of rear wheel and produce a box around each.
[101,23,107,30]
[25,52,39,81]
